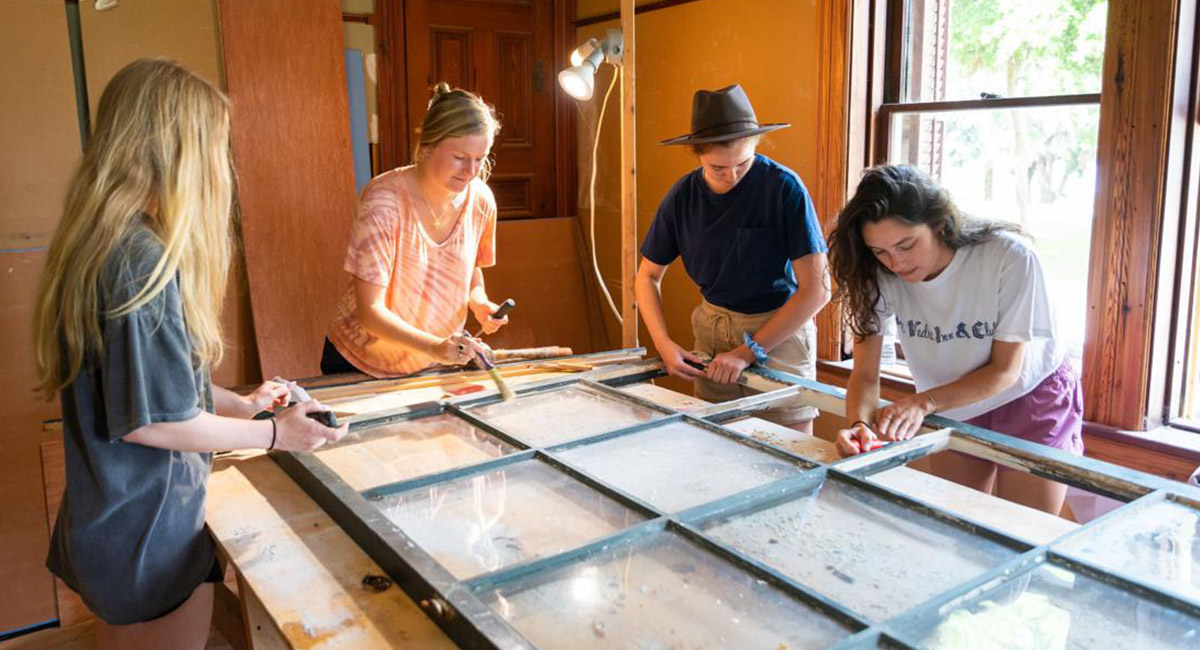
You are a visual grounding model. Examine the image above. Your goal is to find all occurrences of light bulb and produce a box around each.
[558,66,594,101]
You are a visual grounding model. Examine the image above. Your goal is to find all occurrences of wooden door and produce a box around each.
[404,0,556,218]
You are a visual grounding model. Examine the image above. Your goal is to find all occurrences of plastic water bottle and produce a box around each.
[879,316,898,368]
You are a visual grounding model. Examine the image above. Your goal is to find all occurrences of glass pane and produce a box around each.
[905,563,1200,649]
[375,460,644,578]
[701,479,1017,621]
[480,531,853,649]
[315,414,518,491]
[1183,260,1200,422]
[888,104,1099,361]
[903,0,1105,102]
[1057,499,1200,601]
[556,420,803,513]
[467,385,664,447]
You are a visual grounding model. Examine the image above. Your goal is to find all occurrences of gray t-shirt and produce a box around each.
[46,223,216,625]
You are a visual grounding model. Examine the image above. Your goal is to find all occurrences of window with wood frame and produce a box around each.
[1166,18,1200,434]
[877,0,1106,365]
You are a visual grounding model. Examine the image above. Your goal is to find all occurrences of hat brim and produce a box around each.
[659,122,790,146]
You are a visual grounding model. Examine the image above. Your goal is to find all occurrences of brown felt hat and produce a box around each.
[660,84,790,146]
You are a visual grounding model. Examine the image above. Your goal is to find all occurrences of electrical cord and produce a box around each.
[588,64,623,325]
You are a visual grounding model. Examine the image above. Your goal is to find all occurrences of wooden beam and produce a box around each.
[815,0,853,360]
[574,0,702,28]
[554,0,578,218]
[620,0,638,347]
[1084,0,1189,429]
[376,0,409,172]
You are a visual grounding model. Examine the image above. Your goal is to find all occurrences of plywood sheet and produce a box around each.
[78,0,223,114]
[0,251,63,632]
[0,0,79,249]
[218,0,359,379]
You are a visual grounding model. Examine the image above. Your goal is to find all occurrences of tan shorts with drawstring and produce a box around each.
[691,299,819,425]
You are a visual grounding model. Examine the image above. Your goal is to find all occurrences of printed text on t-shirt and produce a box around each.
[898,316,998,343]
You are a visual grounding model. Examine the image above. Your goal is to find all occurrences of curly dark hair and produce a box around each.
[828,165,1026,339]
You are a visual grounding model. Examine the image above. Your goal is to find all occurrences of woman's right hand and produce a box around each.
[273,400,348,452]
[660,341,708,381]
[430,332,488,366]
[835,421,880,457]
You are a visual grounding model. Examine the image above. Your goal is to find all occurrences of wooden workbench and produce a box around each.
[205,370,1078,649]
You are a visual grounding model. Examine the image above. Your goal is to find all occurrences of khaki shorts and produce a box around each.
[691,300,819,425]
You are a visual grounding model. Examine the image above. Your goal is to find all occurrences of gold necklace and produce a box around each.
[414,173,455,230]
[423,194,452,229]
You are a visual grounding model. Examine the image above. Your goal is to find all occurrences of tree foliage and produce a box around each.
[929,0,1106,215]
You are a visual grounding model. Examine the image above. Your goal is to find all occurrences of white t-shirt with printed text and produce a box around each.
[874,232,1065,421]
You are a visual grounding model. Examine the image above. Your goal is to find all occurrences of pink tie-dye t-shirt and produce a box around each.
[327,166,496,377]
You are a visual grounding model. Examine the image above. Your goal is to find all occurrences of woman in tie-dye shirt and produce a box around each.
[323,83,508,377]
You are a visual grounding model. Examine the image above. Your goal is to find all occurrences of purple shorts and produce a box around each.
[964,359,1084,456]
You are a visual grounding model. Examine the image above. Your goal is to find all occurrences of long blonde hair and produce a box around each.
[414,82,501,181]
[33,58,233,398]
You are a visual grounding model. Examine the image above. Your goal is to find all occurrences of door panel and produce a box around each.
[405,0,556,218]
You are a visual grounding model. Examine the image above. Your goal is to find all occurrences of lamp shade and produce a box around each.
[558,65,595,100]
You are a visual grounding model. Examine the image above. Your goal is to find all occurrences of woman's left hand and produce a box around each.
[872,392,936,441]
[707,346,755,384]
[470,299,510,335]
[244,380,291,417]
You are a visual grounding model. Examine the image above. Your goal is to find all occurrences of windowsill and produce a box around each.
[1084,421,1200,465]
[816,359,1200,467]
[817,358,917,394]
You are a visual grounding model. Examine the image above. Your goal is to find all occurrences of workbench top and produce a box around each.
[206,373,1077,649]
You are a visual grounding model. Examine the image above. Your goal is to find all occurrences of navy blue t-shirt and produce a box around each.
[641,154,827,314]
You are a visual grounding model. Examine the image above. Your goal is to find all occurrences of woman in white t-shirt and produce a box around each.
[827,165,1083,515]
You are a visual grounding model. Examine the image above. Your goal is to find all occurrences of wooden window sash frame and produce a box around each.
[1162,0,1200,433]
[1086,0,1195,432]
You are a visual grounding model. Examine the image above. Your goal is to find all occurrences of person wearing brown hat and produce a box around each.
[636,84,831,430]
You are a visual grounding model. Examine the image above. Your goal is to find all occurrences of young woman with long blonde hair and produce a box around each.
[322,83,509,376]
[33,58,346,649]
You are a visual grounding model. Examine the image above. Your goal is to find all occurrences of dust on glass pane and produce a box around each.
[374,459,644,578]
[480,531,854,649]
[906,563,1200,649]
[556,420,803,513]
[468,385,664,447]
[701,478,1017,622]
[1058,499,1200,602]
[315,413,517,491]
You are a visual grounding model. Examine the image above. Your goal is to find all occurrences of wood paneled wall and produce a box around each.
[477,218,605,354]
[574,0,833,389]
[218,0,359,380]
[0,0,262,634]
[0,2,87,632]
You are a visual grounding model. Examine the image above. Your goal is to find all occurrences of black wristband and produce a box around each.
[268,418,277,450]
[851,420,871,431]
